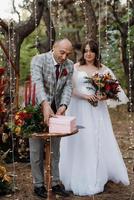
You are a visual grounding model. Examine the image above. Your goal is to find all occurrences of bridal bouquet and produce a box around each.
[85,72,120,106]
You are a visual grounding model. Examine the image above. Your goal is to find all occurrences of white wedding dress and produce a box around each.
[59,66,130,196]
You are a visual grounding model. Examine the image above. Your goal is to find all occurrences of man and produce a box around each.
[29,38,74,198]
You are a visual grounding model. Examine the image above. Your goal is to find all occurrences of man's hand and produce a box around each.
[56,105,67,115]
[42,101,55,126]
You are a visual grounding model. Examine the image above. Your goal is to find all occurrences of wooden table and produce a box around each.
[32,129,78,200]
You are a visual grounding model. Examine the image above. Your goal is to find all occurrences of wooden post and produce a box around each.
[45,137,56,200]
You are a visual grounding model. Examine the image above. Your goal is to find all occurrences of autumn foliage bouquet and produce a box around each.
[13,104,45,138]
[85,72,120,106]
[13,78,45,138]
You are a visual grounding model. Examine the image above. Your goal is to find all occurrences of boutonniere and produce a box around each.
[60,68,68,77]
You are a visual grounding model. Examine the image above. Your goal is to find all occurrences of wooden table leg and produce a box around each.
[45,137,56,200]
[33,130,78,199]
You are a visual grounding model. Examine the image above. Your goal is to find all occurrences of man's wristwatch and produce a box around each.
[60,104,67,110]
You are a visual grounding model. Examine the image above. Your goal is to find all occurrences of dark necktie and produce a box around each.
[55,64,60,81]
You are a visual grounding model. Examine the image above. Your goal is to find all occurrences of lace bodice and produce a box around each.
[73,70,95,95]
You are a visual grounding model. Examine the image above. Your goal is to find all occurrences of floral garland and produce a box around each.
[0,67,12,195]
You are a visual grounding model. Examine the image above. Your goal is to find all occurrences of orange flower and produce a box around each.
[15,127,21,135]
[3,174,11,182]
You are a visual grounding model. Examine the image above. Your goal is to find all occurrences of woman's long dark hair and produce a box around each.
[79,39,102,68]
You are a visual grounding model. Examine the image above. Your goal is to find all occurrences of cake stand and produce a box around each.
[32,129,78,200]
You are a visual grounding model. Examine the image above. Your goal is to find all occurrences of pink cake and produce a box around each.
[49,115,77,133]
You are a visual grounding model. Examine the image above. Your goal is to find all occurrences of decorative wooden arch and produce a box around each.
[0,40,19,108]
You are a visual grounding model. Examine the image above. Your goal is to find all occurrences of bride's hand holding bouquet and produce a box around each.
[85,72,120,107]
[82,94,98,106]
[96,91,107,101]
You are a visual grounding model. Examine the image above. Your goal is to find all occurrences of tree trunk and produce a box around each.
[83,0,98,40]
[120,32,134,111]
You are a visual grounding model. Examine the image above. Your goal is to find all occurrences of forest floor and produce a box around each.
[0,105,134,200]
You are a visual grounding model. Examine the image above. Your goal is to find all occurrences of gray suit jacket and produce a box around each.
[30,51,74,109]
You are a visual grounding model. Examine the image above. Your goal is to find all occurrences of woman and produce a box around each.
[59,39,130,196]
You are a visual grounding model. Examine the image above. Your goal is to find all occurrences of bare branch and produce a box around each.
[60,0,74,7]
[0,40,18,74]
[12,0,21,22]
[0,18,8,32]
[110,0,124,31]
[109,0,134,35]
[130,0,134,10]
[41,0,56,51]
[18,0,44,40]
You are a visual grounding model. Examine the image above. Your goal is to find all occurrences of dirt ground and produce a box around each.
[1,105,134,200]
